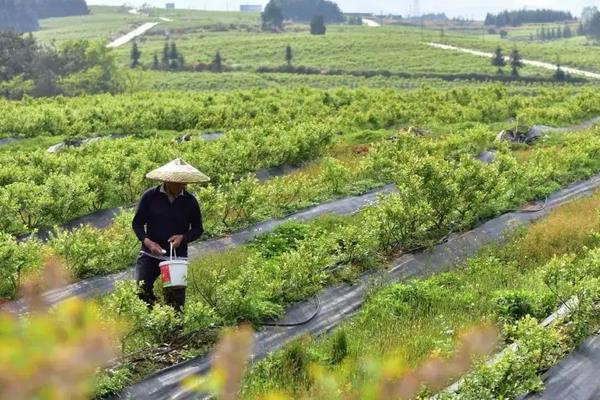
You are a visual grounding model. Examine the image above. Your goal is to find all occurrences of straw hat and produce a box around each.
[146,158,210,183]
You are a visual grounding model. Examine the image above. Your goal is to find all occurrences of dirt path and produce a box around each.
[106,22,160,48]
[428,42,600,80]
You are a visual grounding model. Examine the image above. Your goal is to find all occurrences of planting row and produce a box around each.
[5,84,600,236]
[2,86,600,139]
[90,125,600,396]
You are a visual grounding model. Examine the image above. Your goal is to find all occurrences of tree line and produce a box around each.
[485,9,573,27]
[0,31,119,99]
[0,0,89,32]
[579,7,600,43]
[534,25,573,41]
[130,40,226,72]
[131,41,300,73]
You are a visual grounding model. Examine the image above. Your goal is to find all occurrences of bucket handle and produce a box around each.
[169,242,177,260]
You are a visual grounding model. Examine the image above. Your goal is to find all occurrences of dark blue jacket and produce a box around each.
[132,185,203,257]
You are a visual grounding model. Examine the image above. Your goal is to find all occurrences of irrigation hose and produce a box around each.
[258,296,321,327]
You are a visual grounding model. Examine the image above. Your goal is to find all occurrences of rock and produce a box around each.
[47,143,66,153]
[496,129,516,142]
[524,125,553,144]
[63,138,84,147]
[176,133,192,143]
[476,150,497,164]
[407,126,430,136]
[496,125,545,145]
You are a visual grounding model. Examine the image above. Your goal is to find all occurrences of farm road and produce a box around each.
[428,42,600,80]
[106,22,159,48]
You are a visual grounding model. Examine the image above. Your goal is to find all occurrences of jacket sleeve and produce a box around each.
[185,197,204,243]
[132,192,149,243]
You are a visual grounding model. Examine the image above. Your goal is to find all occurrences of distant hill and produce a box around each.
[0,0,89,32]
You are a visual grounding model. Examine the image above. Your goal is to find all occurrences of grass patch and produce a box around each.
[517,190,600,265]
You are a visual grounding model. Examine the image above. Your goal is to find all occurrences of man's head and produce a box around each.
[164,181,186,195]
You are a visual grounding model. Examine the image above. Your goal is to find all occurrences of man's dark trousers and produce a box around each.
[136,254,186,310]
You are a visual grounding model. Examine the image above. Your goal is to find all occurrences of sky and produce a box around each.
[88,0,595,19]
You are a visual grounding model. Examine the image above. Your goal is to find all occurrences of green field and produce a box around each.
[4,6,600,400]
[118,24,556,78]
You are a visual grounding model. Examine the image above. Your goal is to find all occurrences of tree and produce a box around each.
[510,48,524,76]
[491,46,506,73]
[161,41,169,68]
[563,25,572,38]
[285,45,292,66]
[0,32,121,98]
[577,21,585,36]
[168,41,182,70]
[540,25,547,40]
[211,51,223,72]
[170,41,178,61]
[130,41,141,68]
[152,53,159,69]
[581,6,598,26]
[261,0,284,31]
[586,12,600,42]
[310,15,326,35]
[554,60,566,81]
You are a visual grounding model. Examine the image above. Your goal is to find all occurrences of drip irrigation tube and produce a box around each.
[258,297,321,327]
[114,172,600,400]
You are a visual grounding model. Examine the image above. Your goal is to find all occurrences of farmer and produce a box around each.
[132,158,209,310]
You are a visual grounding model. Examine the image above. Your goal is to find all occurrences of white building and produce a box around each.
[240,4,262,12]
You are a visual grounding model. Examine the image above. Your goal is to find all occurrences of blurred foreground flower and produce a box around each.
[184,324,254,400]
[0,256,120,400]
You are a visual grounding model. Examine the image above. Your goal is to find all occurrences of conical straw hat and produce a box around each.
[146,158,210,183]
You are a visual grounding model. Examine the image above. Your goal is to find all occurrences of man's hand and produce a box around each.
[144,238,165,256]
[168,234,185,249]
